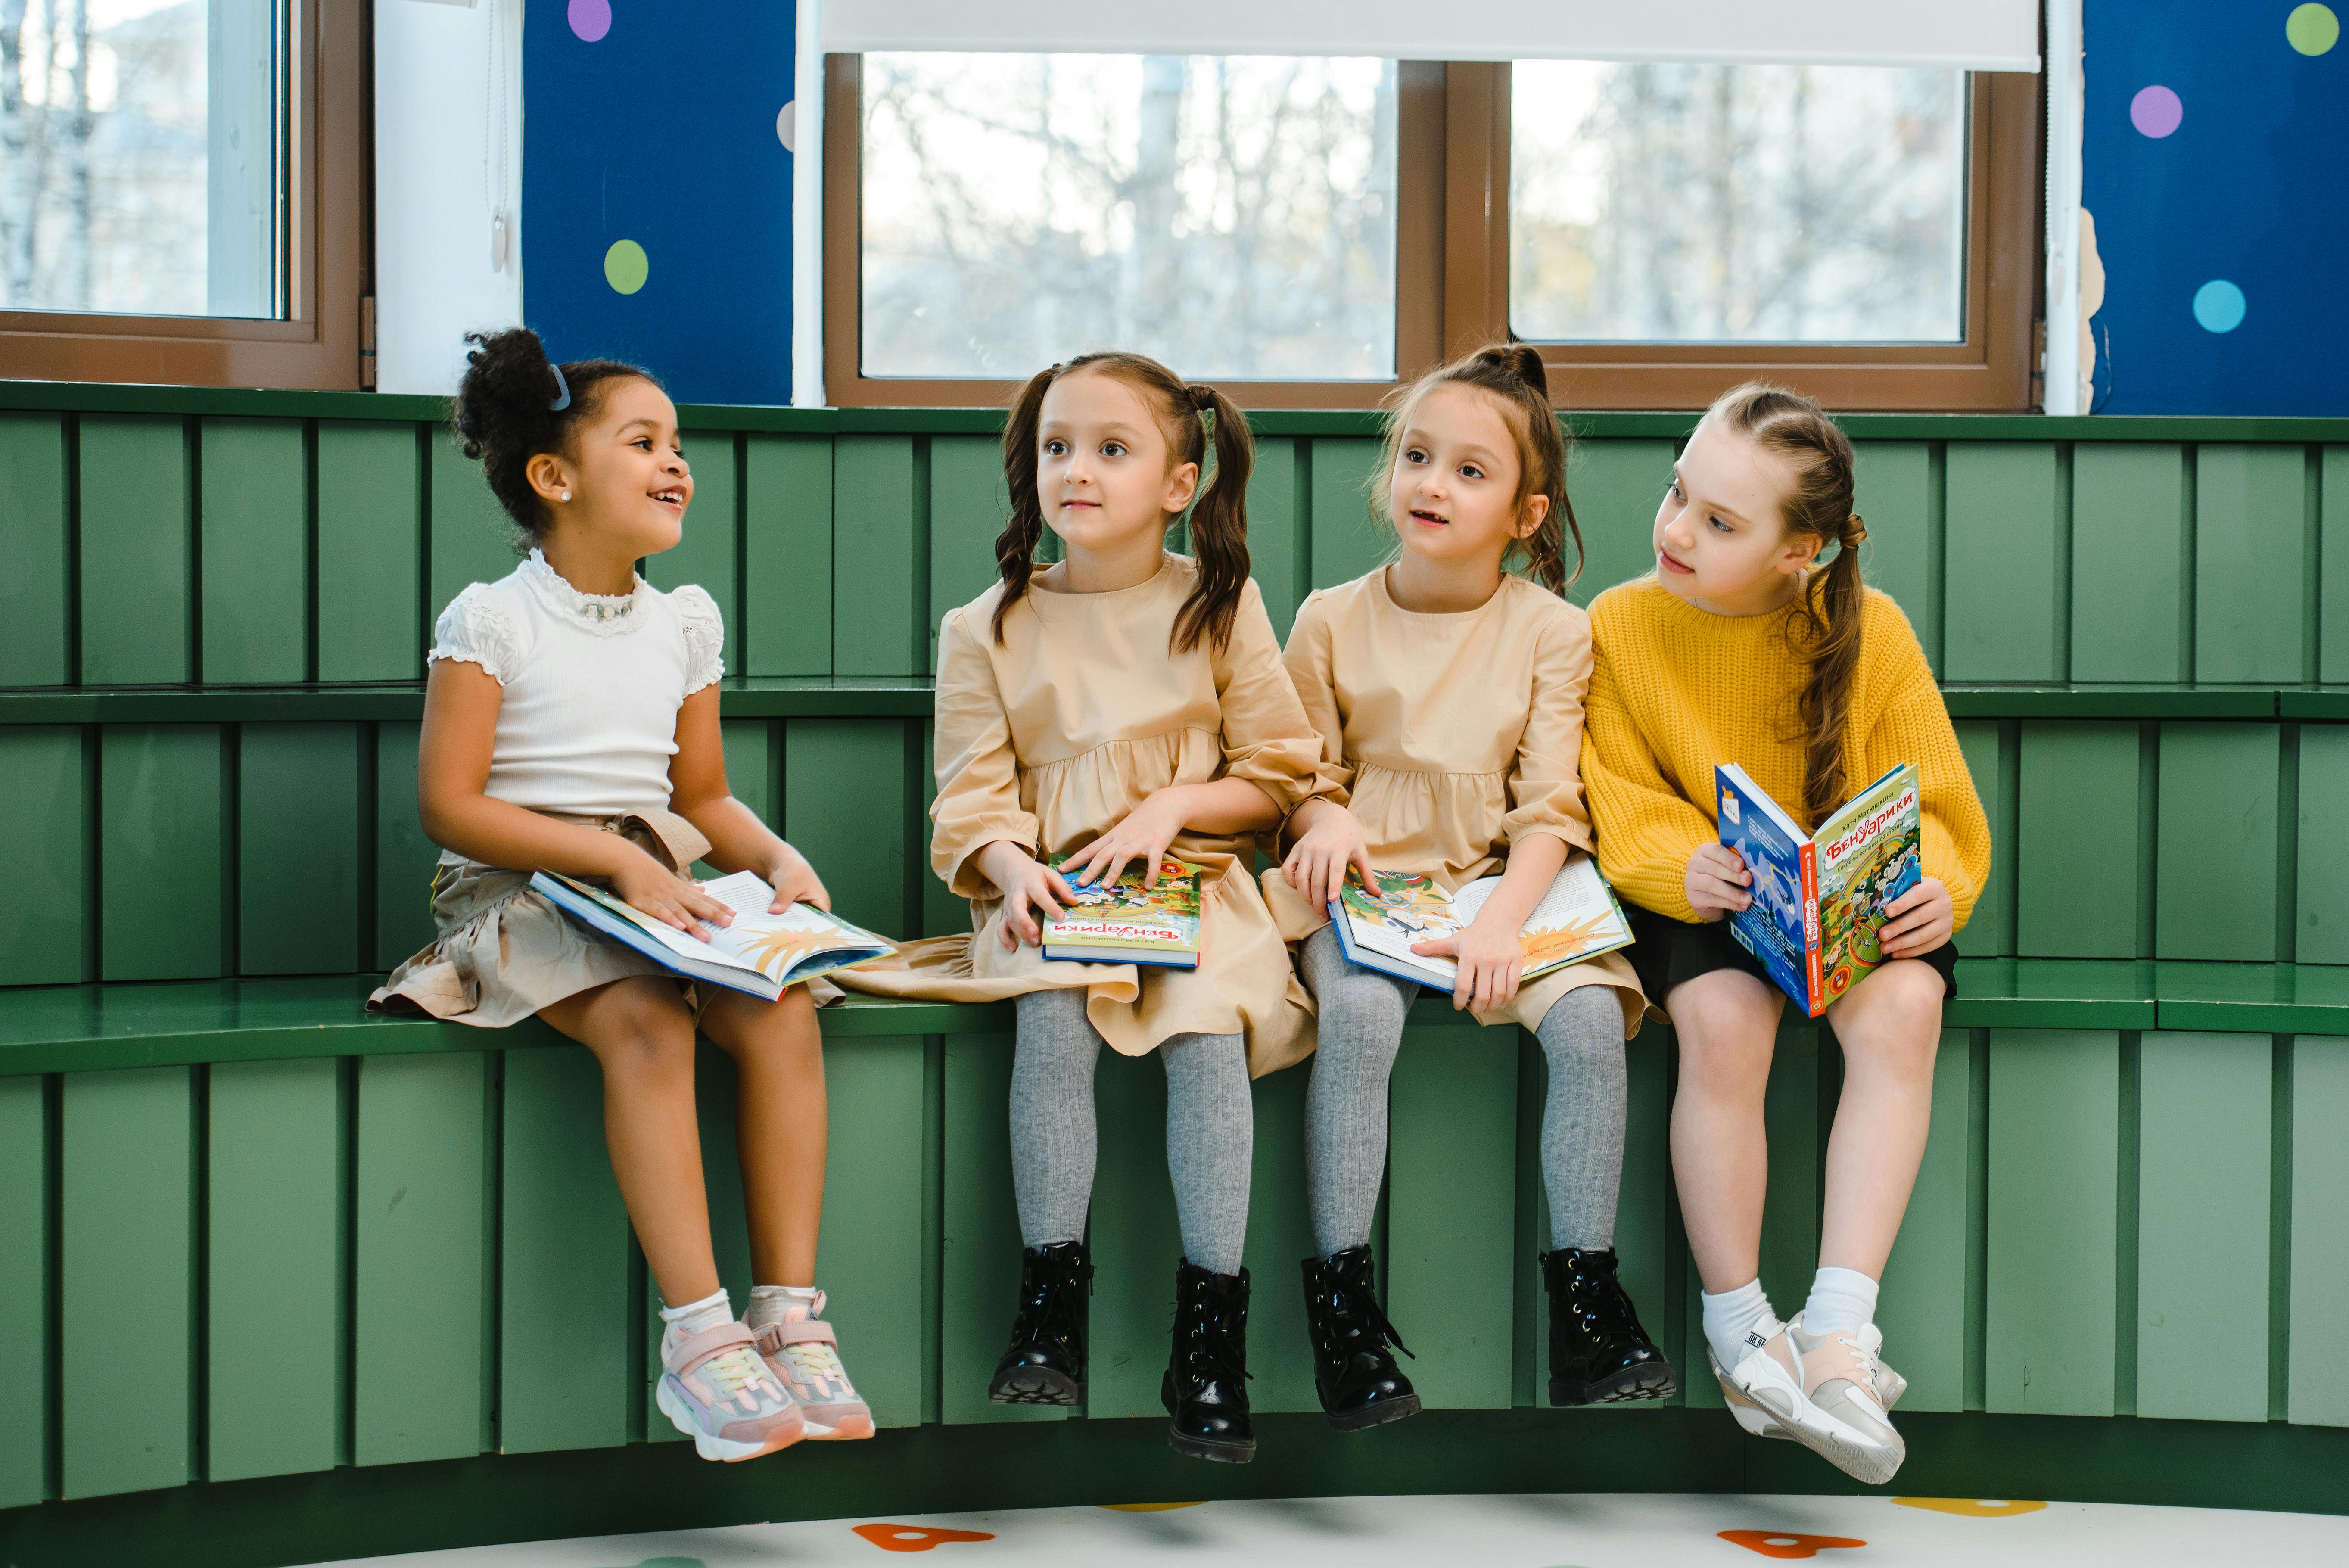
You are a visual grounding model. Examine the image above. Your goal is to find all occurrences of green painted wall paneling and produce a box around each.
[354,1052,489,1466]
[1247,437,1305,639]
[2290,1035,2349,1425]
[79,414,191,684]
[1086,1049,1189,1419]
[239,722,362,975]
[1953,721,2012,958]
[832,436,922,678]
[0,1077,48,1509]
[784,719,910,940]
[2156,723,2280,962]
[0,727,89,986]
[927,435,1006,671]
[2017,722,2141,959]
[199,418,308,684]
[1565,439,1676,607]
[2134,1032,2270,1422]
[742,436,834,677]
[2069,443,2186,683]
[1307,439,1390,595]
[428,433,520,620]
[938,1032,1063,1425]
[2298,725,2349,965]
[1388,1025,1520,1408]
[500,1048,631,1454]
[1943,444,2063,682]
[373,722,440,969]
[645,431,740,670]
[1986,1029,2119,1416]
[59,1066,193,1497]
[2322,446,2349,684]
[0,411,70,685]
[207,1057,344,1480]
[316,421,424,683]
[2194,445,2309,684]
[1875,1031,1976,1412]
[100,725,225,981]
[815,1033,932,1428]
[1852,440,1935,663]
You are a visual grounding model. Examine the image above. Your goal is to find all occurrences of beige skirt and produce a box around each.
[368,808,836,1029]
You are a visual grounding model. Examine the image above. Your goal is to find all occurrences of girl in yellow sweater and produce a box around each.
[1582,383,1990,1487]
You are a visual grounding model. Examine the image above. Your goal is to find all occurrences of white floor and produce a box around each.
[311,1491,2348,1566]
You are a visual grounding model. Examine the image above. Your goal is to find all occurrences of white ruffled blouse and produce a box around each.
[429,549,724,821]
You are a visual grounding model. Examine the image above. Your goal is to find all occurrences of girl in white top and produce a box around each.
[372,329,866,1463]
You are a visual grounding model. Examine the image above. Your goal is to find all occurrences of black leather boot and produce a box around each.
[1301,1246,1420,1431]
[1541,1246,1676,1405]
[988,1241,1092,1406]
[1160,1259,1255,1462]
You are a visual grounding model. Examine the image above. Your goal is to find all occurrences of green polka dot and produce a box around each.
[2288,3,2339,54]
[604,239,650,295]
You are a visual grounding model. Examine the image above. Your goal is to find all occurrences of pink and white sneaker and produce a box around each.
[656,1321,804,1462]
[753,1290,875,1440]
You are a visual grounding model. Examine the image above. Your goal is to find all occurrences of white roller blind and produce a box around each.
[820,1,2042,72]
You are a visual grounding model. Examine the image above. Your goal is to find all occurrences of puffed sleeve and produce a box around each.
[1498,601,1596,856]
[1280,590,1354,809]
[930,604,1041,899]
[671,584,726,694]
[428,583,524,685]
[1857,600,1991,930]
[1581,607,1718,921]
[1211,581,1332,819]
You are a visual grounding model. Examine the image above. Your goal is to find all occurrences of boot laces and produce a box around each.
[1326,1273,1414,1360]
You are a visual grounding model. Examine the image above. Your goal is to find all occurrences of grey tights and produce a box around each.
[1008,986,1253,1276]
[1299,923,1627,1258]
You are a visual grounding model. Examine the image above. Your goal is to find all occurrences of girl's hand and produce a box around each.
[992,853,1080,951]
[1282,803,1378,909]
[762,841,831,913]
[1411,914,1526,1014]
[1061,787,1189,892]
[1685,843,1752,921]
[611,849,735,941]
[1878,877,1954,957]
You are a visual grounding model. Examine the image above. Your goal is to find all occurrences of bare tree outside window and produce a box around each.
[1511,61,1966,344]
[0,0,277,318]
[860,53,1398,381]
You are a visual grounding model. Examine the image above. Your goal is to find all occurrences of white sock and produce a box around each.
[1801,1266,1879,1337]
[1701,1278,1778,1372]
[658,1286,732,1339]
[745,1283,819,1331]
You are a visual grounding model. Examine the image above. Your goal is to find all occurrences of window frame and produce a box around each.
[826,56,2041,412]
[0,0,367,391]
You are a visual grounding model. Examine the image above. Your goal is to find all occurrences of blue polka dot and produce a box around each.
[2192,280,2246,333]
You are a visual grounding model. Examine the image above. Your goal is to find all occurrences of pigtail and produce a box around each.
[1798,515,1868,825]
[990,366,1057,644]
[1170,383,1254,655]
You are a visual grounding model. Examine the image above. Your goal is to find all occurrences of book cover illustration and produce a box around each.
[1041,854,1206,965]
[1717,762,1921,1016]
[1332,861,1633,989]
[533,869,896,1000]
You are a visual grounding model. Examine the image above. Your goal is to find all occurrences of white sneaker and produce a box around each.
[1721,1321,1904,1485]
[1715,1316,1906,1441]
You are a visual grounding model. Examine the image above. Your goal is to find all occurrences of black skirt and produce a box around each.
[1625,903,1958,1013]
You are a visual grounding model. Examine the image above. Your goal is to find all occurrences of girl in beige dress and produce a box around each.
[1269,346,1672,1428]
[838,353,1325,1464]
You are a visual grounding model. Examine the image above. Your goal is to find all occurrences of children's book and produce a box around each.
[1715,761,1923,1017]
[1041,855,1206,968]
[1328,857,1635,992]
[532,868,896,1001]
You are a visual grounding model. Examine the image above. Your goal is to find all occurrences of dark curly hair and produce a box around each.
[451,327,659,544]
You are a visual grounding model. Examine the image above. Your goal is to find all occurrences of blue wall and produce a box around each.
[522,0,798,405]
[2084,2,2346,414]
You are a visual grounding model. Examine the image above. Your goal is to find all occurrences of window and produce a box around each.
[0,0,364,388]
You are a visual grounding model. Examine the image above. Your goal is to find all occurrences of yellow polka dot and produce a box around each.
[604,239,650,295]
[1099,1501,1205,1512]
[1893,1497,2049,1518]
[2288,3,2339,54]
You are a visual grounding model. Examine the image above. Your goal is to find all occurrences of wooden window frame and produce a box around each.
[0,0,367,391]
[828,56,2041,413]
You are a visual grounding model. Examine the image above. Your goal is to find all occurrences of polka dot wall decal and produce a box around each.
[1893,1497,2049,1518]
[2287,3,2338,54]
[2129,85,2182,138]
[604,239,649,295]
[2193,279,2246,333]
[567,0,610,43]
[777,100,797,152]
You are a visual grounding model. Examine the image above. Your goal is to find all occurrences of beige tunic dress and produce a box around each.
[834,556,1329,1076]
[1263,569,1649,1036]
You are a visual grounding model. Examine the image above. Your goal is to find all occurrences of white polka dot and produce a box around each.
[777,100,796,152]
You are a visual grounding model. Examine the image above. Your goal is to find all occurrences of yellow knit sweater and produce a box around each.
[1581,576,1991,928]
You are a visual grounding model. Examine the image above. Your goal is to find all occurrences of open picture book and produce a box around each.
[1329,857,1635,992]
[532,868,896,1001]
[1040,854,1205,968]
[1716,761,1922,1017]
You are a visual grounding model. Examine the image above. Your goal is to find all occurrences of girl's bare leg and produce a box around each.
[1818,959,1944,1278]
[1667,968,1784,1293]
[700,985,828,1287]
[539,977,720,1306]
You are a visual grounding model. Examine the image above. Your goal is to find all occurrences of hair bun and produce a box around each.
[1187,384,1217,413]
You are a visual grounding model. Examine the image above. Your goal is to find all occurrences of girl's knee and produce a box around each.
[583,992,697,1077]
[709,989,822,1064]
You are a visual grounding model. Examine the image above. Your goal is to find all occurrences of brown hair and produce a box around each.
[1370,342,1583,593]
[451,327,658,543]
[992,352,1254,653]
[1704,381,1867,826]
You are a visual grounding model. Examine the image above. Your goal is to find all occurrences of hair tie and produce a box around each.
[548,364,572,412]
[1845,515,1867,544]
[1188,384,1215,414]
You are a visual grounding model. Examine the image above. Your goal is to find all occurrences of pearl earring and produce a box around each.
[559,489,571,501]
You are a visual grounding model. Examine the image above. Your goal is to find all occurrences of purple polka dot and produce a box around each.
[2130,85,2182,138]
[567,0,611,42]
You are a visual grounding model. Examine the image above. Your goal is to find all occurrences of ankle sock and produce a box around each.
[1701,1278,1777,1372]
[1801,1266,1879,1337]
[745,1283,820,1331]
[658,1287,732,1340]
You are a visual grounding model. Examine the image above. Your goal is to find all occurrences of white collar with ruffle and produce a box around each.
[518,548,651,636]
